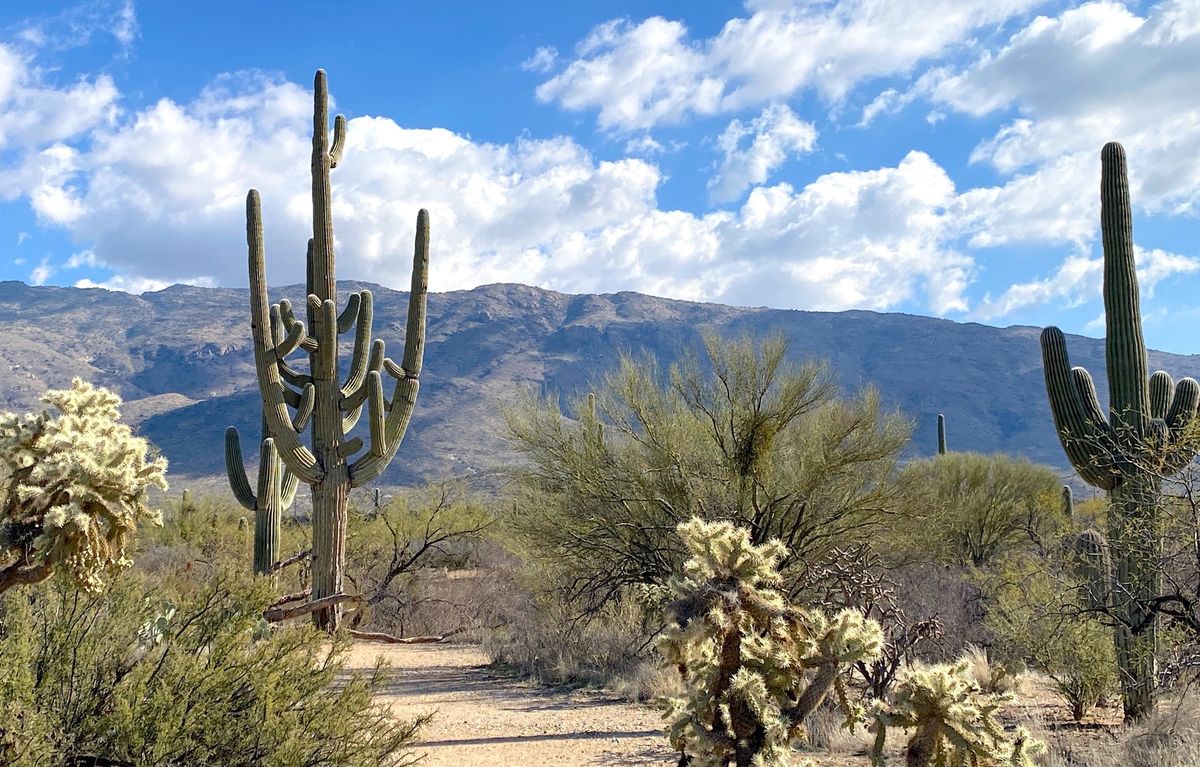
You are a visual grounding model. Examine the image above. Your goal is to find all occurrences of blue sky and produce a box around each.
[2,1,1200,352]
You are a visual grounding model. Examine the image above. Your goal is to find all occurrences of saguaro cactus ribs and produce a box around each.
[242,69,429,630]
[1040,142,1200,720]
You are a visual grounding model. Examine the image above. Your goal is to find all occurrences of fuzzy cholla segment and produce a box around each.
[870,661,1043,767]
[661,518,883,767]
[0,379,167,592]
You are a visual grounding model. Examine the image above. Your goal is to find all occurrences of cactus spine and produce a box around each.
[225,419,300,575]
[661,519,883,767]
[1040,142,1200,720]
[936,413,947,455]
[243,69,429,630]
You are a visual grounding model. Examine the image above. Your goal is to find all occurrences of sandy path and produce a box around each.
[346,642,675,766]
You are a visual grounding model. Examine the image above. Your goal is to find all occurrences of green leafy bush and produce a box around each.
[895,453,1065,567]
[0,569,425,766]
[983,553,1117,721]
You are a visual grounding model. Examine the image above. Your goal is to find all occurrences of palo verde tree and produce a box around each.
[895,452,1066,568]
[244,69,429,630]
[503,330,910,614]
[1041,142,1200,720]
[0,379,167,594]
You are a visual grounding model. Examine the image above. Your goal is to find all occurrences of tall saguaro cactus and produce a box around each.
[244,69,429,630]
[1040,142,1200,720]
[225,419,299,575]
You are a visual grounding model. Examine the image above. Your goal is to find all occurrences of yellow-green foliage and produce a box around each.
[0,569,424,766]
[0,379,167,593]
[660,518,883,767]
[895,452,1066,567]
[870,659,1043,767]
[983,553,1116,721]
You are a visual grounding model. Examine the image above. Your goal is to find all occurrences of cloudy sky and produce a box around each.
[1,1,1199,352]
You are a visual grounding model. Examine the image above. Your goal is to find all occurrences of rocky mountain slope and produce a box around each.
[3,279,1197,488]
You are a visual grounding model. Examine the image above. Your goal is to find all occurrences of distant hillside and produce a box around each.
[4,279,1198,489]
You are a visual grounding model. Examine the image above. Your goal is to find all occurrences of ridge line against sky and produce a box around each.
[0,0,1198,351]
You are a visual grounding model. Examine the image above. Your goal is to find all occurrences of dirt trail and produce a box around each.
[346,642,674,766]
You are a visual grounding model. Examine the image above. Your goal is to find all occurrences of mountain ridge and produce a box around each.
[3,279,1197,488]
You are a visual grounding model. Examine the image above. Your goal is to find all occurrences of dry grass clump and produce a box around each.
[961,643,1023,696]
[1020,688,1200,767]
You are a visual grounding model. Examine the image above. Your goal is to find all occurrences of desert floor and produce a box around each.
[346,641,1124,766]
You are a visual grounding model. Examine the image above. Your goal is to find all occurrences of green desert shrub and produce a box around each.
[983,552,1117,722]
[0,379,168,595]
[0,569,425,767]
[659,517,883,767]
[503,331,910,614]
[895,452,1066,567]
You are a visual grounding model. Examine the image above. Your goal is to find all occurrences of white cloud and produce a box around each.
[624,134,664,155]
[0,44,117,150]
[29,257,51,285]
[0,70,974,317]
[715,150,970,313]
[74,274,212,293]
[536,0,1045,130]
[16,231,28,244]
[708,103,816,203]
[973,246,1200,319]
[65,248,99,268]
[521,45,558,73]
[928,0,1200,249]
[16,0,139,55]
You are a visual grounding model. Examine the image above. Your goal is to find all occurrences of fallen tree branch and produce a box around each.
[269,548,312,575]
[268,588,311,609]
[348,627,466,644]
[264,593,357,623]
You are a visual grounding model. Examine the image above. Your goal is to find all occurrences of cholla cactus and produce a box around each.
[0,379,168,594]
[870,660,1043,767]
[660,518,883,767]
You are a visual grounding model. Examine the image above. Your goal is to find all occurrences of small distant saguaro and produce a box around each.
[937,413,947,455]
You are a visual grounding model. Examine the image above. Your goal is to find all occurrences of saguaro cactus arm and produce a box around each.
[225,426,258,510]
[246,190,323,485]
[225,425,301,512]
[1041,327,1117,489]
[347,209,428,487]
[340,290,375,395]
[1100,142,1150,442]
[337,290,361,333]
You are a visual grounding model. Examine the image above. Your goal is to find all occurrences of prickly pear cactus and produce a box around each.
[660,518,883,767]
[0,379,167,594]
